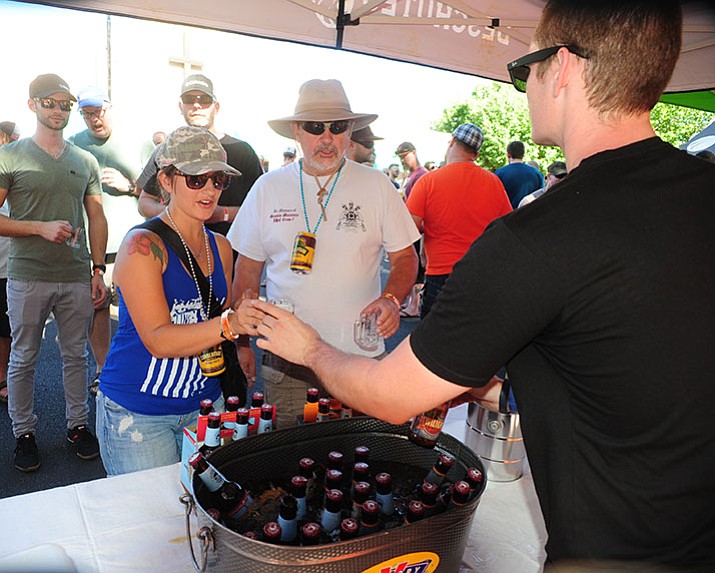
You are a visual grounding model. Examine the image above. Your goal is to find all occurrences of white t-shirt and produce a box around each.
[228,160,419,356]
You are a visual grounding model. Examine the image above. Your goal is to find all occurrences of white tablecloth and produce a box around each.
[0,404,546,572]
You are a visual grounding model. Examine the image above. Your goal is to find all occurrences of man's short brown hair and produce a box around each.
[534,0,682,116]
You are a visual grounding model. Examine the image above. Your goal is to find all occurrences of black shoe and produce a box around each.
[67,425,100,460]
[14,433,41,472]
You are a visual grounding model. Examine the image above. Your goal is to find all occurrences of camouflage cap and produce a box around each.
[157,126,241,176]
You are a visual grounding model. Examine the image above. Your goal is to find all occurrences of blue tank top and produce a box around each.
[100,229,226,415]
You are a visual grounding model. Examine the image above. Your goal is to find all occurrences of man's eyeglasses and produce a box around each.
[177,171,233,191]
[180,94,215,108]
[79,107,107,120]
[301,120,351,136]
[33,97,73,112]
[507,45,587,93]
[353,140,374,149]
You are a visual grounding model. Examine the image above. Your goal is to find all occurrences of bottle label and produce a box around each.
[204,427,221,448]
[198,467,224,493]
[198,345,226,377]
[412,407,447,439]
[290,232,316,274]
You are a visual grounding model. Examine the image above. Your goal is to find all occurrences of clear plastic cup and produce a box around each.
[353,314,379,351]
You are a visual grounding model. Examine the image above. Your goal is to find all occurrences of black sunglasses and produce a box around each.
[353,140,375,149]
[180,94,214,108]
[301,120,350,136]
[177,171,233,191]
[507,45,587,93]
[34,97,73,112]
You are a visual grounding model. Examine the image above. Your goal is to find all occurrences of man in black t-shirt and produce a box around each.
[243,2,715,571]
[136,74,263,235]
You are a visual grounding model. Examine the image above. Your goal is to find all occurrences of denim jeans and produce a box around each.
[421,274,450,319]
[7,279,94,437]
[96,390,224,476]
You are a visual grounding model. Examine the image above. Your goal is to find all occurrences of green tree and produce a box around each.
[434,82,564,173]
[650,103,713,148]
[435,82,714,171]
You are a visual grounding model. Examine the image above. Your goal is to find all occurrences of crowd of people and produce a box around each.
[0,0,714,570]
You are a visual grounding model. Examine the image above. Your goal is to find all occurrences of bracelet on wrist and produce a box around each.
[381,292,401,309]
[220,309,240,341]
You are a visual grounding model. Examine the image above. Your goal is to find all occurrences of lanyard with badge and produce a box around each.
[290,159,345,274]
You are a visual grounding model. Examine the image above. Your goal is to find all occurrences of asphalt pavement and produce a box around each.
[0,304,420,500]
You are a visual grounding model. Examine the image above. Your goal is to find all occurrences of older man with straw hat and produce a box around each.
[227,79,419,429]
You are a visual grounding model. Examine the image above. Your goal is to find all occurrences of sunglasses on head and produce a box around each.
[177,171,233,191]
[180,94,215,108]
[353,140,375,149]
[34,97,73,112]
[507,45,587,93]
[301,120,350,136]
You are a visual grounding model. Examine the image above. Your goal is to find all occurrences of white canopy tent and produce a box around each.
[20,0,715,98]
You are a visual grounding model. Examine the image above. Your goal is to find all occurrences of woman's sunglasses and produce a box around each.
[33,97,73,112]
[301,120,350,136]
[177,171,233,191]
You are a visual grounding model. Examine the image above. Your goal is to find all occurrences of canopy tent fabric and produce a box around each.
[21,0,715,104]
[681,120,715,154]
[659,90,715,113]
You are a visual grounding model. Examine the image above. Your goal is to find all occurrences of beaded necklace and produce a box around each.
[166,208,213,321]
[299,159,344,234]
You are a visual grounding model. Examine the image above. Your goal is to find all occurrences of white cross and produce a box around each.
[169,31,203,75]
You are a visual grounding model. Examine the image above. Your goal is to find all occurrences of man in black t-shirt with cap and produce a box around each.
[136,74,263,236]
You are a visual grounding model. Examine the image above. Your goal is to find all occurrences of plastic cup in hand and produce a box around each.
[66,226,85,249]
[353,314,379,351]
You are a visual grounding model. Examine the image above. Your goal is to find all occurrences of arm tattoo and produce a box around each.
[127,233,165,264]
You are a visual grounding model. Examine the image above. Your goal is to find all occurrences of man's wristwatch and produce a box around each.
[92,264,106,276]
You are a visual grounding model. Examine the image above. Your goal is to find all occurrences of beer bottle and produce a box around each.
[200,411,222,456]
[408,402,449,447]
[317,398,331,422]
[353,445,370,464]
[257,403,274,434]
[339,518,359,541]
[188,451,253,529]
[350,481,371,520]
[327,450,344,472]
[375,472,394,517]
[351,462,370,492]
[323,469,344,502]
[303,387,319,423]
[329,397,342,419]
[464,467,484,495]
[448,480,471,511]
[320,489,344,534]
[262,521,282,544]
[290,475,308,521]
[199,398,214,416]
[359,499,380,536]
[223,395,241,438]
[298,457,318,503]
[417,481,440,518]
[277,494,298,544]
[425,453,455,487]
[251,391,264,409]
[405,499,426,524]
[242,530,258,541]
[300,522,321,546]
[232,407,250,441]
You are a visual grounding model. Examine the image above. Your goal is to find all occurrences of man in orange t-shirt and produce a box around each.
[406,123,512,317]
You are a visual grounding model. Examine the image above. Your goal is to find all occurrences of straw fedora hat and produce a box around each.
[268,79,377,139]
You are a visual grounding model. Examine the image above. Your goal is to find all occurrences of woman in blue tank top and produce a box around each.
[96,127,254,476]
